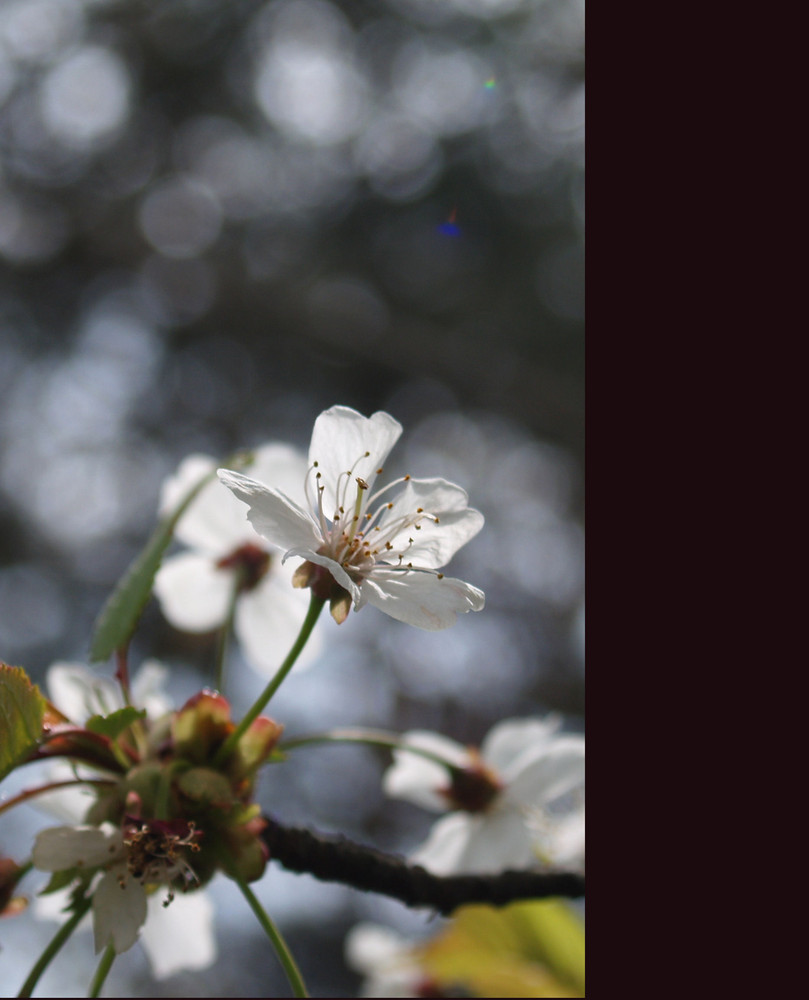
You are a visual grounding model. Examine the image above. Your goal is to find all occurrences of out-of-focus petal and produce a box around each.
[140,888,216,979]
[46,663,121,724]
[32,824,122,872]
[360,571,485,630]
[409,813,472,876]
[481,716,563,775]
[154,552,233,632]
[92,867,147,954]
[235,568,323,675]
[159,455,245,556]
[308,406,402,514]
[451,808,536,874]
[505,739,585,807]
[384,732,467,811]
[130,660,172,717]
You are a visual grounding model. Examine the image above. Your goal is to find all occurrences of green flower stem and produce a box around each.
[87,943,116,999]
[0,779,115,818]
[17,895,92,998]
[279,728,460,770]
[214,594,325,766]
[232,874,309,998]
[214,572,242,694]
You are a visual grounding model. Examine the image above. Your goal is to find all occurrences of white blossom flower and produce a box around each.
[154,445,322,675]
[383,717,585,875]
[32,819,207,960]
[32,663,217,979]
[217,406,485,629]
[35,660,172,823]
[345,922,431,999]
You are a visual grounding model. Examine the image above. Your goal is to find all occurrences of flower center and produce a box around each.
[306,455,440,578]
[216,543,271,592]
[440,751,503,813]
[122,817,202,901]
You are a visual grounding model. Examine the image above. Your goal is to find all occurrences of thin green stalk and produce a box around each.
[279,728,460,770]
[214,574,241,693]
[17,896,92,998]
[87,943,116,999]
[214,594,325,765]
[233,875,308,998]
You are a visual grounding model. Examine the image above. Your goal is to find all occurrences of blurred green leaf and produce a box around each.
[0,664,46,781]
[421,899,585,998]
[88,467,219,662]
[85,706,146,740]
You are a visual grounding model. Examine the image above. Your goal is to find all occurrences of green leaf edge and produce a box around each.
[0,664,47,782]
[88,467,219,662]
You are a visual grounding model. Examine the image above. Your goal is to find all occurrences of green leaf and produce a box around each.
[88,466,219,662]
[39,869,81,897]
[0,665,47,781]
[421,900,585,998]
[85,707,146,740]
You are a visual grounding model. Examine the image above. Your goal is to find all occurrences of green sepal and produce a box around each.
[39,869,81,897]
[86,707,146,740]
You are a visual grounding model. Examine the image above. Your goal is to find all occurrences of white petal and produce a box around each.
[130,660,173,718]
[384,732,467,811]
[481,716,563,775]
[93,867,147,954]
[409,813,473,875]
[308,407,402,514]
[32,824,123,872]
[34,761,99,823]
[452,809,536,874]
[344,922,412,974]
[46,663,122,723]
[282,548,362,605]
[217,470,321,552]
[376,479,484,569]
[235,568,323,676]
[140,888,216,979]
[361,570,484,630]
[160,455,244,555]
[153,552,233,631]
[505,739,585,807]
[249,443,310,502]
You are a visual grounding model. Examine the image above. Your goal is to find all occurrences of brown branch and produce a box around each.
[260,815,584,915]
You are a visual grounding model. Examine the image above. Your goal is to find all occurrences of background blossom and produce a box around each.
[154,445,322,675]
[384,717,585,875]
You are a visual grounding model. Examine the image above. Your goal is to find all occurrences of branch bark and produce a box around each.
[260,815,584,916]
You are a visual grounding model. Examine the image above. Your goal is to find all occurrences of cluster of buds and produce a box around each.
[33,689,283,892]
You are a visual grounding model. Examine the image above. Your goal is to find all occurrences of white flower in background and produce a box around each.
[32,819,209,966]
[36,660,171,822]
[154,445,322,675]
[345,922,432,999]
[383,717,585,875]
[218,406,485,629]
[33,662,217,979]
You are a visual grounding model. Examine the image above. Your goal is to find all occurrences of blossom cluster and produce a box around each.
[0,406,583,998]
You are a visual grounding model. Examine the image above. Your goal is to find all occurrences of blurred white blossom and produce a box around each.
[154,445,322,675]
[384,717,584,875]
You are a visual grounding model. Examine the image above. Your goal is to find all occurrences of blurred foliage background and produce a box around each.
[0,0,583,996]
